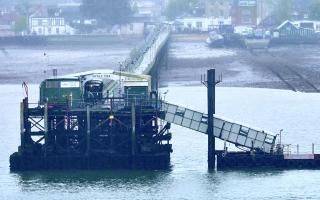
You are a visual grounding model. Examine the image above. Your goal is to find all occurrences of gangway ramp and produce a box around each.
[160,102,277,154]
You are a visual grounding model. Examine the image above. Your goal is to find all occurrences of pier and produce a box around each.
[9,24,320,171]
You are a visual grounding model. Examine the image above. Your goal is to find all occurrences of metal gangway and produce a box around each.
[160,101,277,154]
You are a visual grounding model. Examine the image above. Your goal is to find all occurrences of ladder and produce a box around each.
[160,101,277,154]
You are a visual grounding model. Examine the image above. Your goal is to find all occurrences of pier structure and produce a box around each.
[123,25,170,75]
[10,24,320,170]
[11,82,172,170]
[122,25,169,90]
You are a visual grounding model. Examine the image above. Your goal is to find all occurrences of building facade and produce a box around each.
[174,17,232,32]
[232,0,257,26]
[256,0,272,25]
[29,17,74,35]
[293,20,320,32]
[204,0,232,19]
[119,22,145,35]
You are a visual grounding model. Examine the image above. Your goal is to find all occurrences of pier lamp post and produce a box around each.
[163,90,169,101]
[279,129,283,145]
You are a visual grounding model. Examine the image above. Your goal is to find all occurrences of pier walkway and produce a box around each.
[122,25,170,75]
[160,101,276,153]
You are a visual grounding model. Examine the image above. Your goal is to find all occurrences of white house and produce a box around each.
[29,17,74,35]
[293,20,320,32]
[131,0,162,18]
[119,22,145,35]
[174,17,232,32]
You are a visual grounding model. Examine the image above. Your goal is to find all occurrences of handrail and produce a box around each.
[28,97,162,112]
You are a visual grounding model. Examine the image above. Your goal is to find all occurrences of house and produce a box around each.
[256,0,273,25]
[173,16,232,32]
[293,20,320,33]
[0,11,19,36]
[0,25,14,36]
[274,20,315,38]
[292,0,313,20]
[204,0,232,19]
[232,0,257,27]
[118,22,145,35]
[29,8,74,36]
[30,17,73,35]
[57,2,81,22]
[131,0,162,19]
[109,16,150,36]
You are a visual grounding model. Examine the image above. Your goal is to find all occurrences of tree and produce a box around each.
[165,0,198,20]
[81,0,132,27]
[310,0,320,20]
[273,0,293,24]
[14,16,28,34]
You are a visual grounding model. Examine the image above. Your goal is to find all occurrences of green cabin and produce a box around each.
[123,82,149,100]
[40,78,82,107]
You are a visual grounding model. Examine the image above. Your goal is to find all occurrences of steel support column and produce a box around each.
[207,69,216,169]
[20,102,25,153]
[44,103,48,158]
[86,105,91,156]
[131,103,136,156]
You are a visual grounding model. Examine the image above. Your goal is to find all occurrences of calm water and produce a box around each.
[1,84,320,200]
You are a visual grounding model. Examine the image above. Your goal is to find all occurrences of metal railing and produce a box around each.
[123,24,170,74]
[30,97,163,113]
[282,143,320,155]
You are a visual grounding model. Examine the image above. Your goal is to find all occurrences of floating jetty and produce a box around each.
[10,70,172,170]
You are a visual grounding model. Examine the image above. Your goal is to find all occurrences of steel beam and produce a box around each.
[207,69,216,169]
[20,102,25,153]
[86,105,91,156]
[44,103,48,158]
[131,103,136,156]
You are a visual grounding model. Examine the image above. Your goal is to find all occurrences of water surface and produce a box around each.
[1,85,320,199]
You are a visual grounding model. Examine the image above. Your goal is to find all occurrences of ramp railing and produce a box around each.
[123,24,170,75]
[160,101,277,154]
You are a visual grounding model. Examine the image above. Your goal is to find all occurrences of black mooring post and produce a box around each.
[207,69,215,170]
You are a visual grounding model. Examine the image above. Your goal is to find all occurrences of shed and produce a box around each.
[275,20,315,38]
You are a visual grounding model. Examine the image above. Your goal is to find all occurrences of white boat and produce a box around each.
[206,31,224,47]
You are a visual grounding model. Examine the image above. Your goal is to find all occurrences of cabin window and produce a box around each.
[61,81,80,88]
[46,81,60,88]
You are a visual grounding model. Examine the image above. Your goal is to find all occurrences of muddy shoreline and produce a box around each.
[1,34,320,93]
[160,38,320,93]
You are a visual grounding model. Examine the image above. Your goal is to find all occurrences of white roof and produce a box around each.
[123,81,148,87]
[276,20,298,30]
[57,69,115,79]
